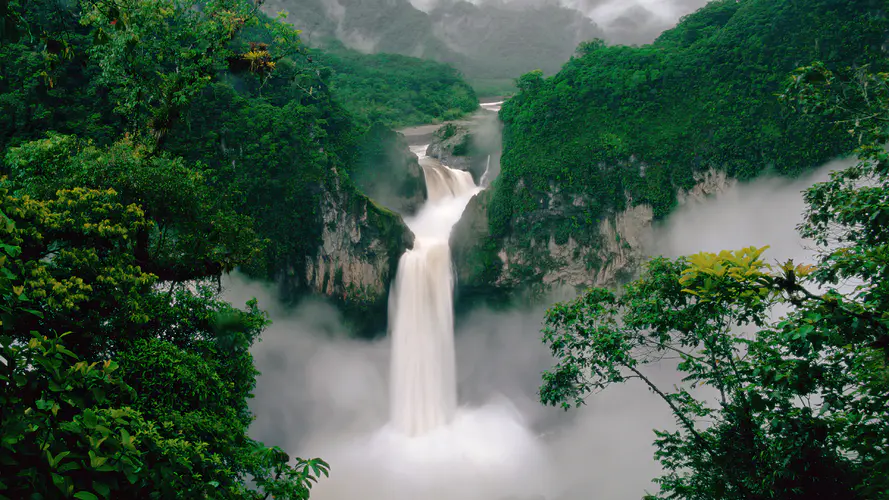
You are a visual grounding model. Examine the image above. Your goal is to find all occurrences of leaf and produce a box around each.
[21,308,43,318]
[56,346,78,359]
[83,409,98,429]
[52,472,66,493]
[92,481,111,498]
[50,450,71,468]
[74,492,99,500]
[121,428,135,451]
[88,450,107,468]
[58,461,81,473]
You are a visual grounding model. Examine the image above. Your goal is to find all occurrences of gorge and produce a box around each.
[3,0,888,498]
[243,139,852,500]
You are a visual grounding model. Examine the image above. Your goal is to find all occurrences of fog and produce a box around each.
[650,160,849,262]
[223,158,849,500]
[410,0,712,45]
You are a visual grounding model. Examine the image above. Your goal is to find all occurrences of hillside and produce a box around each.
[312,43,478,128]
[452,0,889,298]
[260,0,603,91]
[0,4,479,338]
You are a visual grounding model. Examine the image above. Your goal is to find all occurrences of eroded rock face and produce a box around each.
[676,168,735,205]
[296,178,414,335]
[538,203,654,288]
[450,189,496,292]
[426,123,474,174]
[451,171,732,297]
[425,114,502,185]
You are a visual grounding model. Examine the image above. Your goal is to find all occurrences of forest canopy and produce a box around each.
[491,0,889,242]
[0,0,471,496]
[540,62,889,499]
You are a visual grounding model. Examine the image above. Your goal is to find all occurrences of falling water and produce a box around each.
[390,147,479,436]
[480,154,492,188]
[303,145,551,500]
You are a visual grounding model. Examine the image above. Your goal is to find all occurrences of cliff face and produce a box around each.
[425,123,473,174]
[451,170,733,296]
[290,177,414,335]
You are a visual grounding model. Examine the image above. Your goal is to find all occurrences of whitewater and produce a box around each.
[306,146,551,500]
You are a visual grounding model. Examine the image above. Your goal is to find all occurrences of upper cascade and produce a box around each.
[388,147,480,436]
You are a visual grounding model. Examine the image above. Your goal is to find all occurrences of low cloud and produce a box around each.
[410,0,711,44]
[224,157,850,500]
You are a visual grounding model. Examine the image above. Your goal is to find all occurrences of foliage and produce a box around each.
[539,62,889,499]
[5,134,262,284]
[0,178,329,498]
[0,0,349,497]
[311,44,478,128]
[0,0,125,151]
[79,0,261,146]
[492,0,889,245]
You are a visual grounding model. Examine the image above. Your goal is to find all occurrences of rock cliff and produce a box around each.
[280,175,414,336]
[451,170,733,297]
[424,113,502,185]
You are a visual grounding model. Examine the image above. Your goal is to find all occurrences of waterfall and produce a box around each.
[389,149,479,436]
[480,154,492,188]
[300,142,551,500]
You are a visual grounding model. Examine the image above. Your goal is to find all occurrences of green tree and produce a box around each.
[79,0,261,146]
[1,1,339,495]
[0,181,329,498]
[539,64,889,499]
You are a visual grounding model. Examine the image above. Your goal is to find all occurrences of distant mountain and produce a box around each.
[260,0,603,82]
[428,1,602,78]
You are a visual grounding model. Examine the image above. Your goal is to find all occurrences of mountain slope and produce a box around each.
[261,0,603,85]
[452,0,889,298]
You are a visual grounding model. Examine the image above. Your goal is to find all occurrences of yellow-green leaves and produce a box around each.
[1,181,157,320]
[679,246,773,303]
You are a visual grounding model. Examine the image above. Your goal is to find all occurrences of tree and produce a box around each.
[0,180,330,499]
[539,63,889,499]
[5,134,263,288]
[0,2,336,495]
[79,0,245,145]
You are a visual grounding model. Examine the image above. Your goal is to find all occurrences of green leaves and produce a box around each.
[540,229,889,499]
[81,0,257,144]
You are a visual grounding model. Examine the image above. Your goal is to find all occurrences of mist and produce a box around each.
[411,0,711,45]
[223,158,849,500]
[648,159,850,263]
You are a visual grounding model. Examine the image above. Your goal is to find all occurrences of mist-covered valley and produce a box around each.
[3,0,888,499]
[234,154,849,500]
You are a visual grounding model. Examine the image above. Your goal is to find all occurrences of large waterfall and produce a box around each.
[389,148,480,436]
[301,146,549,500]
